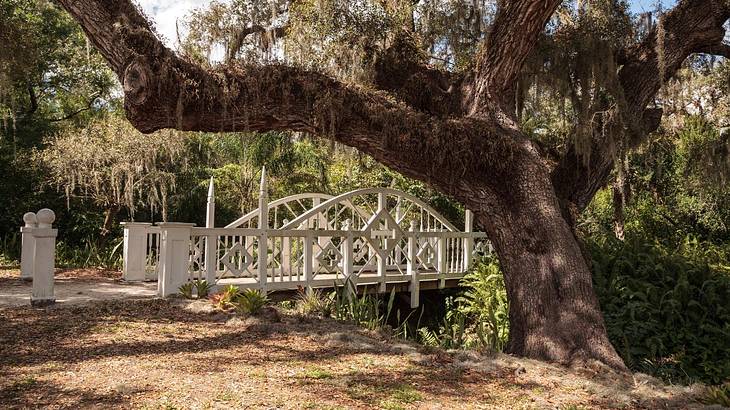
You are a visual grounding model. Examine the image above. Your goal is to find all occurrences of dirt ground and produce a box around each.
[0,269,715,409]
[0,268,156,307]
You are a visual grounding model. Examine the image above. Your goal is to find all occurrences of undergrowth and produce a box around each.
[591,234,730,385]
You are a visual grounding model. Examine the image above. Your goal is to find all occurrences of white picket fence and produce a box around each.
[122,169,490,307]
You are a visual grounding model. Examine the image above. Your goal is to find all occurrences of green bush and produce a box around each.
[232,289,270,314]
[457,256,510,351]
[591,235,730,384]
[415,256,509,351]
[295,287,335,316]
[332,278,396,330]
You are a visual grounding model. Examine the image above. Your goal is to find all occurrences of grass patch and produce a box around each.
[390,384,422,403]
[303,367,334,380]
[7,377,37,392]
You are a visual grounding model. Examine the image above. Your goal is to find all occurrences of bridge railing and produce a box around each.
[148,224,487,307]
[121,169,491,307]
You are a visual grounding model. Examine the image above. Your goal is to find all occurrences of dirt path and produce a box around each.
[0,269,156,307]
[0,269,711,409]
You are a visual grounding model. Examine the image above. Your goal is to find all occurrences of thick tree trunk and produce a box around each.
[474,167,625,368]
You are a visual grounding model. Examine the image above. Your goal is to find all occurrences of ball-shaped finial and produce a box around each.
[36,208,55,227]
[23,212,37,227]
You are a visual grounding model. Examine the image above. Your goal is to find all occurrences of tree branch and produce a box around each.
[226,25,288,62]
[468,0,563,115]
[550,0,730,223]
[56,0,541,213]
[699,43,730,58]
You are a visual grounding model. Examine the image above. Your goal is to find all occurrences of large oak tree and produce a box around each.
[56,0,730,368]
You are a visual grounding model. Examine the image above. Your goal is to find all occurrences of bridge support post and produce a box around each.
[463,209,473,272]
[341,220,354,290]
[303,231,314,294]
[258,167,269,292]
[157,223,194,297]
[408,221,419,308]
[281,219,291,280]
[377,192,387,293]
[205,177,217,284]
[437,229,446,289]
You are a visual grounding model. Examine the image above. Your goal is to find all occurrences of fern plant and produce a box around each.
[457,255,509,351]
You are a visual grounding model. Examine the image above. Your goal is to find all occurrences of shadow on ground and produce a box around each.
[0,294,710,409]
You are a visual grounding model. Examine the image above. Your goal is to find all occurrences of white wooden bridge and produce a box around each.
[121,168,490,307]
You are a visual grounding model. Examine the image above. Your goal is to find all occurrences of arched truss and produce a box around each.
[226,187,459,232]
[225,193,336,229]
[281,188,458,232]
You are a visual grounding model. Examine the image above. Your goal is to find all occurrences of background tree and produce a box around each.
[42,115,185,239]
[55,0,730,368]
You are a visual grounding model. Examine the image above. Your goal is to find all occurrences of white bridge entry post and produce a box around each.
[157,222,194,297]
[30,209,57,307]
[122,222,152,281]
[123,166,490,305]
[20,212,38,281]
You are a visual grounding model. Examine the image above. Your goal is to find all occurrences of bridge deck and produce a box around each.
[214,270,465,292]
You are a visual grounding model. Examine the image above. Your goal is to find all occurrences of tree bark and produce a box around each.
[471,157,624,368]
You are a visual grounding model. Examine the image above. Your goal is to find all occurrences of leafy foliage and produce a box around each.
[41,115,185,222]
[332,278,396,331]
[700,383,730,407]
[178,282,194,299]
[457,256,510,351]
[232,289,270,314]
[295,287,334,316]
[590,235,730,384]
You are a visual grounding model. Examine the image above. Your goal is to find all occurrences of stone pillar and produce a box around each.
[157,223,194,297]
[31,209,57,307]
[121,222,152,282]
[20,212,37,281]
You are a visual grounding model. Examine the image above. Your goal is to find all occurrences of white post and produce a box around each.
[408,221,419,308]
[281,219,291,279]
[20,212,37,281]
[437,229,447,289]
[463,209,473,272]
[121,222,152,282]
[258,167,269,292]
[206,176,215,228]
[303,231,313,293]
[31,209,57,307]
[341,220,354,285]
[205,177,217,284]
[313,197,325,273]
[157,222,194,297]
[377,192,387,292]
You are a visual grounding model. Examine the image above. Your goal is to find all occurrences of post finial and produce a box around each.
[259,166,267,194]
[207,176,215,198]
[23,212,37,228]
